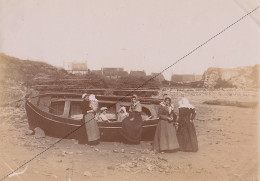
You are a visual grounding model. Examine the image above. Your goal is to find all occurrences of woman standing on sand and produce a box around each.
[82,94,100,145]
[153,95,179,152]
[121,95,143,144]
[176,97,198,152]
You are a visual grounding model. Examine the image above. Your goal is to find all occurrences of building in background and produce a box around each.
[102,67,128,79]
[63,61,89,74]
[130,70,146,77]
[171,73,202,82]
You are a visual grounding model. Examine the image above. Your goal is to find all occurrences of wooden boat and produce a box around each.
[25,92,162,143]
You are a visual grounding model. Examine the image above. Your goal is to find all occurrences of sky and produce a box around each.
[0,0,259,80]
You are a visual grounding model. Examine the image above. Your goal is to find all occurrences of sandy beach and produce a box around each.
[0,89,258,181]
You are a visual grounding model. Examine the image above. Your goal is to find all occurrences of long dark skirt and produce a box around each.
[85,113,100,143]
[121,112,143,144]
[177,119,198,152]
[153,120,179,152]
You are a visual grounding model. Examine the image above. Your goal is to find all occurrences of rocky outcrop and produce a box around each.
[202,65,259,88]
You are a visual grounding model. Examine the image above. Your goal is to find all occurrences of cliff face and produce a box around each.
[202,65,259,88]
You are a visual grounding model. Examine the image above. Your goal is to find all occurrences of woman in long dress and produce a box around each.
[121,95,143,144]
[82,94,100,145]
[153,95,179,153]
[176,97,198,152]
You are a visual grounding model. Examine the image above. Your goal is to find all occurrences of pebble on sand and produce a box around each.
[34,127,45,139]
[107,166,115,170]
[56,160,62,163]
[84,171,92,177]
[25,129,34,135]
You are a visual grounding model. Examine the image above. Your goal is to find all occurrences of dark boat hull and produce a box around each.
[25,100,158,143]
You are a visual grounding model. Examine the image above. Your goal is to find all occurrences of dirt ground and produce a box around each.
[0,89,259,181]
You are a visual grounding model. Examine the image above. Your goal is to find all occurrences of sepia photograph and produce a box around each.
[0,0,259,180]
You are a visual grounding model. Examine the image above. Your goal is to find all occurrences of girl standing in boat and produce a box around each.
[177,97,198,152]
[82,94,100,145]
[117,106,129,122]
[153,95,179,153]
[121,95,143,144]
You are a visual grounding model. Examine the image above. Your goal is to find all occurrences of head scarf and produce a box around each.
[178,97,194,109]
[89,94,98,102]
[119,106,127,113]
[132,94,138,100]
[118,106,128,116]
[100,107,107,111]
[164,95,172,104]
[82,93,87,99]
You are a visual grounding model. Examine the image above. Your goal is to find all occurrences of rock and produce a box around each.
[113,149,119,153]
[146,164,153,171]
[130,152,135,154]
[126,162,136,168]
[157,156,167,161]
[157,163,168,169]
[141,149,150,154]
[159,168,164,172]
[94,148,100,152]
[25,129,34,135]
[34,127,45,138]
[107,166,115,170]
[202,65,259,88]
[61,151,72,156]
[138,157,145,162]
[121,149,125,153]
[84,171,92,177]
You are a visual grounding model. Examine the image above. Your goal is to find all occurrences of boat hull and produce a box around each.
[25,100,158,143]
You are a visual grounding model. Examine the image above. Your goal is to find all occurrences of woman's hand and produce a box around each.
[167,117,173,122]
[94,114,99,120]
